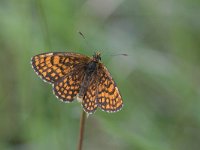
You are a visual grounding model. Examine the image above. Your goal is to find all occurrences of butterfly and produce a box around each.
[31,52,123,114]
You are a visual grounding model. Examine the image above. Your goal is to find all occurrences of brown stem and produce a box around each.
[78,110,86,150]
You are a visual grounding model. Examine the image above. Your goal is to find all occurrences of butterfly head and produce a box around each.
[93,52,101,62]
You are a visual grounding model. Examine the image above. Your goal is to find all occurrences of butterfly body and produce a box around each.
[31,52,123,114]
[79,53,100,98]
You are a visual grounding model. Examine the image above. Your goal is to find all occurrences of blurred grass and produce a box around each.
[0,0,200,150]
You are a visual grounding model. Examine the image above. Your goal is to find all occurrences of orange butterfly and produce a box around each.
[31,52,123,114]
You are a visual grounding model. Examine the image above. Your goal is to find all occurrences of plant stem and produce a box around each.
[78,110,86,150]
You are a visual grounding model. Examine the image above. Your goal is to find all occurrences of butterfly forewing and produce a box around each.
[97,64,123,112]
[31,52,90,83]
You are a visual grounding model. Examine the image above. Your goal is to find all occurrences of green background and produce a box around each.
[1,0,200,150]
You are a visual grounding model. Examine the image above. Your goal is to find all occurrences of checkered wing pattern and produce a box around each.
[97,64,123,112]
[82,80,98,114]
[31,52,89,83]
[53,69,85,102]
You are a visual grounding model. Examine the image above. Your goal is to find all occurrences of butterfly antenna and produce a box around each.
[110,53,128,56]
[78,31,86,39]
[78,31,94,53]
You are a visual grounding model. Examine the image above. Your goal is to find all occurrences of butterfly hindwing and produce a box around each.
[82,79,98,114]
[53,69,85,102]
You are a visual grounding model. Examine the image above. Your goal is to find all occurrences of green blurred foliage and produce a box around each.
[0,0,200,150]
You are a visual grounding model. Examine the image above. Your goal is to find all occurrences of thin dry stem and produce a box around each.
[78,110,86,150]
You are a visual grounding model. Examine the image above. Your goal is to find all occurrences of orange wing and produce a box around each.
[97,64,123,113]
[31,52,90,83]
[82,79,98,114]
[53,69,85,102]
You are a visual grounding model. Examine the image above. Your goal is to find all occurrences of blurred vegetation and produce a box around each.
[0,0,200,150]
